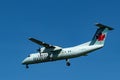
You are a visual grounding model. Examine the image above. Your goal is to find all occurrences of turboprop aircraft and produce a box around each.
[22,23,113,68]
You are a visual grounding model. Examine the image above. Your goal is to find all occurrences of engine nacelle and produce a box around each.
[40,46,62,53]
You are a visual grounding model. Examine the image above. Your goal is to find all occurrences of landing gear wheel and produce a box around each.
[66,59,71,66]
[26,65,29,69]
[66,62,71,66]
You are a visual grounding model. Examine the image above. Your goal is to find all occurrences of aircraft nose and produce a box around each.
[22,58,29,65]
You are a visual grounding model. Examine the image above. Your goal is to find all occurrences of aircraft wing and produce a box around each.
[29,38,55,48]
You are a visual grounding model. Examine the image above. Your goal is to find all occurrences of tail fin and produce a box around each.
[90,23,114,46]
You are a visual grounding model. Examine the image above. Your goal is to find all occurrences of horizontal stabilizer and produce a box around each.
[96,23,114,30]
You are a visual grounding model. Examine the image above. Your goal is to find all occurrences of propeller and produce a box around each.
[37,47,41,53]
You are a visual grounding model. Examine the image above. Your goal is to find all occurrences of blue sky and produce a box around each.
[0,0,120,80]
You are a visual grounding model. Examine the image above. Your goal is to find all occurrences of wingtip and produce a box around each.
[28,37,33,40]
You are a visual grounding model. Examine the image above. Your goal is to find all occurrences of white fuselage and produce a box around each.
[22,41,103,65]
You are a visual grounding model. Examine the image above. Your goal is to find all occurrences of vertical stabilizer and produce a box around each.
[90,23,114,46]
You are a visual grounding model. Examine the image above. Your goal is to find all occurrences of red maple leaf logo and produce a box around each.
[97,33,105,41]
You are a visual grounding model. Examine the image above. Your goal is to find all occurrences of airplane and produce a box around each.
[22,23,114,68]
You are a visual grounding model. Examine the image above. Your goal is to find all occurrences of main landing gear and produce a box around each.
[26,64,29,69]
[66,59,71,66]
